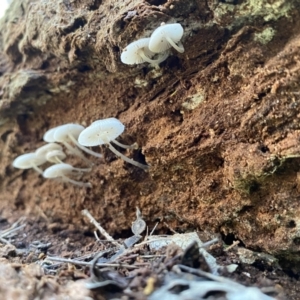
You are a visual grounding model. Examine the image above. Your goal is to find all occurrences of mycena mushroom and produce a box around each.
[43,163,92,188]
[78,118,149,170]
[90,119,138,150]
[46,150,67,164]
[121,38,169,65]
[44,123,102,164]
[43,124,90,164]
[35,143,66,164]
[149,23,184,53]
[12,153,47,174]
[53,124,103,157]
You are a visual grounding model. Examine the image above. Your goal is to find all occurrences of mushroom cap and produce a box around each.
[43,127,58,143]
[78,118,125,146]
[121,38,155,65]
[149,23,184,53]
[12,153,47,169]
[46,150,67,163]
[43,163,74,178]
[54,124,85,142]
[35,143,63,158]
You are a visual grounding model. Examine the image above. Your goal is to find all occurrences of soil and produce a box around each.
[0,215,298,299]
[1,0,300,298]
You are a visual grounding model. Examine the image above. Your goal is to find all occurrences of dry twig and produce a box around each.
[82,209,122,248]
[0,217,26,244]
[224,240,240,252]
[46,256,142,269]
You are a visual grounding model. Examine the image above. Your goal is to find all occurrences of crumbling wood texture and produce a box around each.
[1,0,300,271]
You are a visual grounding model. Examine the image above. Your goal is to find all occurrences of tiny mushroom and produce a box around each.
[43,125,89,164]
[35,143,66,164]
[149,23,184,53]
[43,163,92,188]
[46,150,67,164]
[54,124,103,159]
[121,37,169,65]
[36,143,63,156]
[43,128,57,143]
[44,124,101,165]
[12,153,47,174]
[131,207,146,236]
[91,119,138,150]
[78,117,149,170]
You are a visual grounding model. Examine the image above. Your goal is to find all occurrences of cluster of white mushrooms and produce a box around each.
[121,23,184,65]
[12,118,149,188]
[12,22,184,187]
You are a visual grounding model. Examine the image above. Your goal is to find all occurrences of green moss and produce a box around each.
[241,0,292,21]
[233,175,264,195]
[233,154,300,195]
[254,27,276,45]
[214,0,294,29]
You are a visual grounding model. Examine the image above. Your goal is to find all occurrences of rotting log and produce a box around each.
[1,0,300,273]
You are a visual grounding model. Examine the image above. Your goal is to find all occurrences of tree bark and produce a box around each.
[1,0,300,271]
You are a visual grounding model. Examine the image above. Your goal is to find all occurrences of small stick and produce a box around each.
[82,209,122,248]
[109,247,139,263]
[0,219,26,244]
[143,226,149,242]
[0,237,10,244]
[0,218,26,236]
[149,222,159,236]
[77,252,110,261]
[201,237,219,249]
[163,222,178,234]
[177,264,244,288]
[43,251,112,268]
[224,240,240,252]
[94,231,103,244]
[141,255,166,258]
[1,224,26,238]
[46,256,139,269]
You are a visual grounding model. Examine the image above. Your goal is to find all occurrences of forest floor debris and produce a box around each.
[0,210,295,299]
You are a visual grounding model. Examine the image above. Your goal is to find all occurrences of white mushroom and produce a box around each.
[46,150,67,164]
[91,120,138,150]
[54,123,103,159]
[36,143,63,156]
[78,118,149,170]
[12,153,47,174]
[35,143,67,164]
[43,124,101,165]
[43,163,92,188]
[149,23,184,53]
[43,128,57,143]
[43,125,87,163]
[121,37,169,65]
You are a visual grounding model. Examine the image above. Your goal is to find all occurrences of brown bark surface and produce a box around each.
[1,0,300,295]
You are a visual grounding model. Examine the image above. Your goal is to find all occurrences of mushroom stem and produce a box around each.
[72,167,92,172]
[111,139,139,150]
[68,134,103,158]
[166,37,184,53]
[108,143,149,171]
[54,157,64,164]
[138,49,166,65]
[32,165,44,175]
[155,50,170,65]
[61,174,92,188]
[63,141,93,165]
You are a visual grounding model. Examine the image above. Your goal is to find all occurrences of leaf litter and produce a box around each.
[0,210,286,299]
